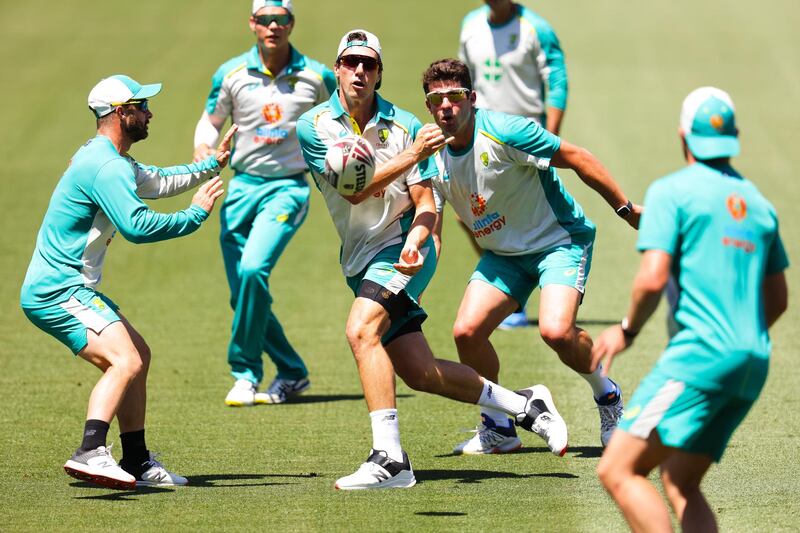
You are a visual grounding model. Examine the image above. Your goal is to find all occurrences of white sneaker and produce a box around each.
[596,383,624,448]
[255,376,310,405]
[515,385,569,456]
[453,415,522,455]
[225,379,257,407]
[134,452,188,487]
[334,450,416,490]
[63,444,136,490]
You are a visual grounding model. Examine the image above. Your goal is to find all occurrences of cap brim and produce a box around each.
[685,134,740,159]
[133,83,162,100]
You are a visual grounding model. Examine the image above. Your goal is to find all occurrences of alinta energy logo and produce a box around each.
[470,193,487,217]
[261,102,283,124]
[722,193,755,253]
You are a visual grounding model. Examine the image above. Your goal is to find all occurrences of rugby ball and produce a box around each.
[323,135,376,195]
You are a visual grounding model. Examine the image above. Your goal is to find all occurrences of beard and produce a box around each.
[123,115,149,142]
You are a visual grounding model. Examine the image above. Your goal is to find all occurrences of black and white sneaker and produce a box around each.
[63,444,136,490]
[515,385,569,456]
[334,449,416,490]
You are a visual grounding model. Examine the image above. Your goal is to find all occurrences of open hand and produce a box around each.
[191,176,225,214]
[215,124,238,168]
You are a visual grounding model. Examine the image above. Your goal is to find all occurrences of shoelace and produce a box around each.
[93,444,118,467]
[460,424,510,446]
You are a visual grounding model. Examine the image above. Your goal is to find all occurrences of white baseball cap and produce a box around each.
[87,75,161,118]
[680,86,740,159]
[337,29,382,61]
[252,0,293,14]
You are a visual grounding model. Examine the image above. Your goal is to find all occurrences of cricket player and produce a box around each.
[21,74,235,489]
[594,87,789,532]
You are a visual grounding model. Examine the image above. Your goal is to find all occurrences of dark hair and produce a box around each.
[422,58,472,94]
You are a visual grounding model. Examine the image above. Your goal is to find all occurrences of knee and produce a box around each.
[539,322,575,352]
[345,320,381,355]
[111,350,145,382]
[239,260,271,284]
[661,469,699,503]
[596,456,624,494]
[453,319,483,347]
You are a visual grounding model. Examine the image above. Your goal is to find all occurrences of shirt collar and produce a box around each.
[246,45,305,77]
[328,89,395,123]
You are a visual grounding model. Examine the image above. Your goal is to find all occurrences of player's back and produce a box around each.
[640,162,786,396]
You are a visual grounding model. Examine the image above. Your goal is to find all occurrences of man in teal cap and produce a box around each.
[593,87,789,531]
[21,74,236,489]
[194,0,336,407]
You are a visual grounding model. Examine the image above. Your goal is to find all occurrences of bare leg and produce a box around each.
[114,313,151,433]
[538,284,594,373]
[345,297,396,411]
[597,431,674,533]
[661,451,717,533]
[452,280,518,381]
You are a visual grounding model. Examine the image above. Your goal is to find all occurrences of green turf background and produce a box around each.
[1,0,798,531]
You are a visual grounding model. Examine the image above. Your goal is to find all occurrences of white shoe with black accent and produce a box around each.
[334,450,416,490]
[515,384,569,456]
[596,383,624,448]
[453,414,522,455]
[133,452,188,487]
[63,444,136,490]
[225,379,257,407]
[255,376,310,405]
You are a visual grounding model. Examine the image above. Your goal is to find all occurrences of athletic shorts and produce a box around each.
[346,239,436,345]
[618,367,760,462]
[470,241,593,309]
[22,286,121,355]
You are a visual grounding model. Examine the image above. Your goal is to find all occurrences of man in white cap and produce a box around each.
[194,0,335,407]
[594,87,788,531]
[297,30,568,491]
[21,74,236,489]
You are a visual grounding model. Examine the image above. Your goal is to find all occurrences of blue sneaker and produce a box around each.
[497,311,529,330]
[453,414,521,455]
[596,382,624,448]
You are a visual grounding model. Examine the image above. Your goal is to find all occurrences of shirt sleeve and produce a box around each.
[91,159,208,244]
[485,112,561,169]
[408,117,436,183]
[637,179,680,255]
[529,16,568,111]
[205,65,233,118]
[765,216,789,274]
[296,112,328,177]
[133,155,220,199]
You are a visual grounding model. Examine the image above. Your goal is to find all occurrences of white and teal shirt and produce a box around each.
[432,108,593,255]
[21,135,220,308]
[296,91,437,277]
[459,4,568,124]
[205,45,335,178]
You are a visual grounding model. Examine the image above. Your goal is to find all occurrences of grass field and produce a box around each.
[1,0,799,531]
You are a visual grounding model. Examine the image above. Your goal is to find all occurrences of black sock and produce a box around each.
[79,419,109,452]
[119,429,150,470]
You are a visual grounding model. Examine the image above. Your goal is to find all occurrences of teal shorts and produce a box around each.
[22,287,121,355]
[618,368,758,462]
[470,241,593,309]
[346,239,436,344]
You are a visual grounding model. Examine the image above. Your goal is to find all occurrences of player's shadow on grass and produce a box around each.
[285,393,413,404]
[71,484,174,500]
[435,445,603,459]
[415,469,578,484]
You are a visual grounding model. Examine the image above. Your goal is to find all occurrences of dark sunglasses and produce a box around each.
[113,99,149,112]
[425,88,470,106]
[253,13,293,26]
[338,54,380,71]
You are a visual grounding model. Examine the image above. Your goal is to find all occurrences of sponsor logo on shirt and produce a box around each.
[261,103,283,124]
[254,126,289,145]
[483,58,503,82]
[480,152,489,167]
[470,193,487,217]
[726,194,747,221]
[722,194,755,252]
[469,193,506,238]
[378,128,390,145]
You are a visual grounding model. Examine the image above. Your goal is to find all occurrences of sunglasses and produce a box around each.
[112,99,149,112]
[253,13,293,26]
[426,88,471,105]
[338,54,380,71]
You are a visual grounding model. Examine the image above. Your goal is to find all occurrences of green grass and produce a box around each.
[1,0,799,531]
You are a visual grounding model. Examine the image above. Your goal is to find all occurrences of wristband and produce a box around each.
[616,201,633,219]
[620,317,639,339]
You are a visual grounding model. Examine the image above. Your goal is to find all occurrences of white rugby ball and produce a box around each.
[323,135,376,195]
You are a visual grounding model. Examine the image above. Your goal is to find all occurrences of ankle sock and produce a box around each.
[79,419,109,452]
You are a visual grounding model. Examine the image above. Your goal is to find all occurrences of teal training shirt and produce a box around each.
[21,135,212,308]
[638,162,789,399]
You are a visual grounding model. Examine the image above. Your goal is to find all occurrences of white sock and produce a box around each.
[477,380,527,418]
[579,365,616,400]
[370,409,403,462]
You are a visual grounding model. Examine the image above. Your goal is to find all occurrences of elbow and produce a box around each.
[119,228,150,244]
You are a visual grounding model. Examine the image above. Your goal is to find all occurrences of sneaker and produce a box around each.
[130,452,188,487]
[453,414,522,455]
[497,311,529,330]
[225,379,257,407]
[255,376,310,405]
[334,450,416,490]
[597,383,624,448]
[515,385,569,456]
[63,444,136,490]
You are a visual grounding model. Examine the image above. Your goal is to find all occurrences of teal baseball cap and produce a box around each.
[680,86,739,160]
[87,74,162,118]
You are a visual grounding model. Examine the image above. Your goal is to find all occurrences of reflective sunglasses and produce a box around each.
[113,99,149,112]
[426,88,471,105]
[338,54,380,71]
[253,13,293,26]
